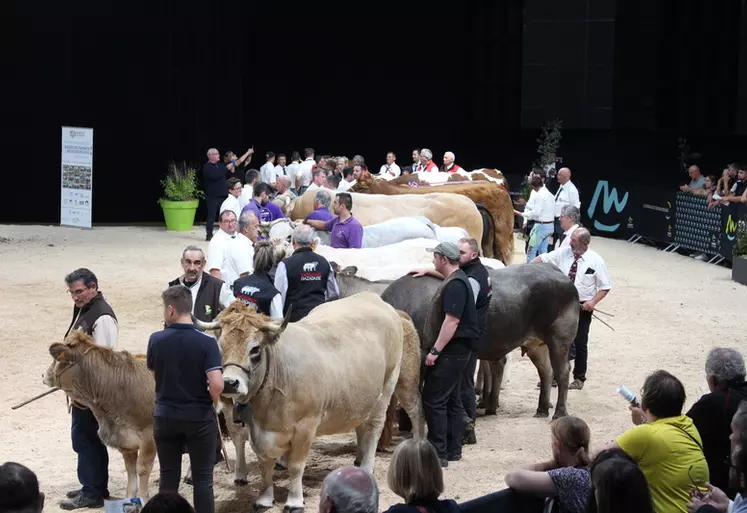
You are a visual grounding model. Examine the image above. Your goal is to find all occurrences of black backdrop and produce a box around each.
[2,0,747,224]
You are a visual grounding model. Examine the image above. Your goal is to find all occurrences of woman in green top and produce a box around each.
[599,370,709,513]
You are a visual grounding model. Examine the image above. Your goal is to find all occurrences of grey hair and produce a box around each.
[561,204,581,224]
[64,268,98,288]
[705,348,746,384]
[181,245,205,260]
[321,467,378,513]
[421,148,433,160]
[207,147,218,157]
[292,224,315,246]
[238,211,258,232]
[444,151,455,160]
[315,189,332,209]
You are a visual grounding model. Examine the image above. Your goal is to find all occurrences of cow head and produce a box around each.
[330,262,358,277]
[193,302,292,404]
[43,330,94,390]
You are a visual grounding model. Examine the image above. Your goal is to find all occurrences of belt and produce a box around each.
[537,220,553,224]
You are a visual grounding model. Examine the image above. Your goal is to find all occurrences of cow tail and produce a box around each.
[377,394,398,452]
[475,203,500,261]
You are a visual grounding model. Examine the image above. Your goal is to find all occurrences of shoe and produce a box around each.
[60,494,104,510]
[66,490,110,500]
[569,379,585,390]
[463,423,477,445]
[439,458,449,468]
[205,233,213,242]
[536,380,558,388]
[447,454,462,462]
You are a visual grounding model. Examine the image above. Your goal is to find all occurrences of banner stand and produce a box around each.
[61,126,94,229]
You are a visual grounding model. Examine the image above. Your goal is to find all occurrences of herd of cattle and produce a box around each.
[40,169,581,510]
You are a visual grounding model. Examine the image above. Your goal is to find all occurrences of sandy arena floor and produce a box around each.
[0,225,744,512]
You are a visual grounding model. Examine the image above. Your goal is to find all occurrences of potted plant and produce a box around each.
[159,161,204,231]
[733,220,747,286]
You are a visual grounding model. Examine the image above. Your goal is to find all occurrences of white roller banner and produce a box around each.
[61,126,94,229]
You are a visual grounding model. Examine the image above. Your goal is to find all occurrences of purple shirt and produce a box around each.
[260,201,285,223]
[324,216,363,249]
[307,207,334,222]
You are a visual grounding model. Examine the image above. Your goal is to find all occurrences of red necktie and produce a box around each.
[568,254,581,282]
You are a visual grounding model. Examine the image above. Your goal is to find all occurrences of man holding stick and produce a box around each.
[147,285,224,513]
[60,268,118,510]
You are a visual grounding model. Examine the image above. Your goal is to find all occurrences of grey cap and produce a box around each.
[426,242,460,260]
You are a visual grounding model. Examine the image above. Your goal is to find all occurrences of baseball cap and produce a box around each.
[426,242,460,260]
[266,151,276,159]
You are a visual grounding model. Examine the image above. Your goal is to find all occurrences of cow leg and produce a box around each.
[121,449,139,499]
[549,341,571,419]
[484,359,505,415]
[222,403,250,485]
[255,453,276,510]
[501,351,513,389]
[137,433,156,499]
[284,424,317,512]
[356,367,399,472]
[525,341,553,418]
[396,383,425,442]
[477,360,491,409]
[475,361,484,404]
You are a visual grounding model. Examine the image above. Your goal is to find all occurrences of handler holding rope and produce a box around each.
[60,268,118,510]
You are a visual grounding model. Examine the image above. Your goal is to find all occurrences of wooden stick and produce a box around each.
[215,413,231,473]
[594,308,615,317]
[11,388,61,410]
[592,313,616,331]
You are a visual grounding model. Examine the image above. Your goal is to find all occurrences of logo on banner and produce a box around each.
[667,225,672,239]
[587,181,629,232]
[725,215,737,241]
[627,216,635,230]
[666,201,672,220]
[69,129,85,138]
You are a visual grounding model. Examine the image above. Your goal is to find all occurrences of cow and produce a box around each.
[43,330,157,499]
[290,188,484,249]
[351,172,515,264]
[389,168,509,191]
[191,297,424,511]
[380,263,579,419]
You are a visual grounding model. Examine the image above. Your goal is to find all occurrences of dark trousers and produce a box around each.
[423,352,470,459]
[154,416,217,513]
[71,406,109,500]
[205,196,224,237]
[459,488,545,513]
[550,218,563,250]
[460,352,478,423]
[572,308,593,382]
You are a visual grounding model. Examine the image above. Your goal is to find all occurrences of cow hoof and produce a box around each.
[534,410,550,418]
[283,506,304,513]
[234,478,248,486]
[484,409,498,416]
[254,502,274,512]
[353,459,361,467]
[552,411,568,420]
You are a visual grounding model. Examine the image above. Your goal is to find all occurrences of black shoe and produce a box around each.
[60,494,104,510]
[447,454,462,462]
[439,458,449,468]
[463,424,477,445]
[206,233,213,242]
[65,490,110,500]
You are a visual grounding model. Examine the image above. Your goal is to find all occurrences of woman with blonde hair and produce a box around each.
[460,416,592,513]
[231,240,283,319]
[384,439,459,513]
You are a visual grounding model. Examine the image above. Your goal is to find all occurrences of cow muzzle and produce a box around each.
[222,362,251,398]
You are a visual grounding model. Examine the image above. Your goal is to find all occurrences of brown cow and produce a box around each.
[390,168,509,192]
[352,172,515,264]
[43,331,157,499]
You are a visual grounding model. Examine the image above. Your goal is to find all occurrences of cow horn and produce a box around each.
[260,306,292,341]
[191,316,220,331]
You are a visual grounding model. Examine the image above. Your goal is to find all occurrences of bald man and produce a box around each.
[319,466,378,513]
[441,151,463,173]
[552,167,581,249]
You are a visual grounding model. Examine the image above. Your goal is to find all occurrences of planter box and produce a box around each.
[733,256,747,286]
[160,199,199,231]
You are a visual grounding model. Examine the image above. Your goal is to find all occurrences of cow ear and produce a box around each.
[260,306,291,343]
[49,343,75,363]
[330,261,341,273]
[340,266,357,276]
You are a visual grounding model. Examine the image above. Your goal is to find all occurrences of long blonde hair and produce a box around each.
[387,439,444,503]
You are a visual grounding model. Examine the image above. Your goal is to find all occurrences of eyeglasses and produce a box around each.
[67,287,90,297]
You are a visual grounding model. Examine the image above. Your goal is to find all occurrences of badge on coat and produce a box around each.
[205,305,212,316]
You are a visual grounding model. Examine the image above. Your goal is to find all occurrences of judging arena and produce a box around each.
[0,223,743,513]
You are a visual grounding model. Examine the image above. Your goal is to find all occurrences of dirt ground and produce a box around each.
[0,225,743,513]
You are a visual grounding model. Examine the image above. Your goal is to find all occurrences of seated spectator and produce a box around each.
[141,492,195,513]
[600,370,709,513]
[695,175,717,199]
[720,165,747,205]
[460,417,592,513]
[0,462,44,513]
[687,348,747,498]
[586,449,655,513]
[687,401,747,513]
[681,165,707,193]
[384,439,459,513]
[319,466,378,513]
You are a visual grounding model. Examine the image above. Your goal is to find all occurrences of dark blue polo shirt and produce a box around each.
[146,323,223,422]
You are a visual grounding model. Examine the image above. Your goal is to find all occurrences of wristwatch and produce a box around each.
[429,347,441,356]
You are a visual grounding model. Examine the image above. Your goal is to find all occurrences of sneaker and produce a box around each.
[439,458,449,468]
[65,490,110,500]
[60,494,104,510]
[569,379,585,390]
[462,423,477,445]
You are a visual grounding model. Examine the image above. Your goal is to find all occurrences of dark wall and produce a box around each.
[2,0,746,224]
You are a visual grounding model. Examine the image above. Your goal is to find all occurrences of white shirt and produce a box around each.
[307,183,322,192]
[539,246,612,301]
[174,274,235,313]
[299,158,315,187]
[337,179,356,192]
[239,184,254,210]
[219,195,242,220]
[286,161,301,189]
[267,294,284,319]
[207,229,234,280]
[260,162,276,184]
[558,224,579,249]
[554,180,581,217]
[274,165,287,180]
[224,233,255,288]
[523,186,556,223]
[379,163,401,179]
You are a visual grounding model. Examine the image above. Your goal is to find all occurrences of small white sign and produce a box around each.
[61,126,94,229]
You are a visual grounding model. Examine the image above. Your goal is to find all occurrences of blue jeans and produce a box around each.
[71,406,109,500]
[526,222,554,262]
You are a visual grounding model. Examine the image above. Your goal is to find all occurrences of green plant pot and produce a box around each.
[160,199,199,231]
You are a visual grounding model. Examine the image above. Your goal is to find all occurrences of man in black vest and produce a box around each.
[422,242,479,468]
[273,224,339,322]
[60,269,118,510]
[168,245,235,323]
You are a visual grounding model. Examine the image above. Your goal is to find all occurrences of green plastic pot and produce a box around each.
[160,199,199,231]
